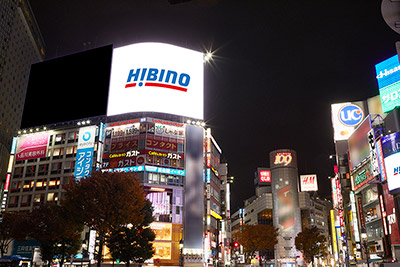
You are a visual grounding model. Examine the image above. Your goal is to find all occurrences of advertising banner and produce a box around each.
[107,42,204,119]
[258,168,271,183]
[15,133,49,161]
[155,123,185,139]
[348,116,371,169]
[375,55,400,113]
[74,126,96,180]
[331,102,365,141]
[381,132,400,192]
[300,174,318,191]
[277,185,295,230]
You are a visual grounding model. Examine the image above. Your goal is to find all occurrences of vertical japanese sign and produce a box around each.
[74,126,96,180]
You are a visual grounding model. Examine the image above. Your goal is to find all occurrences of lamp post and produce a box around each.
[361,227,369,267]
[179,239,184,267]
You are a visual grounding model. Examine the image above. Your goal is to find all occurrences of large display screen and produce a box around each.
[375,55,400,89]
[384,153,400,193]
[107,42,204,119]
[348,116,371,169]
[375,55,400,113]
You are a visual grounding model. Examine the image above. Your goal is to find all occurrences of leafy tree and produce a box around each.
[0,211,30,257]
[295,225,328,265]
[107,200,155,267]
[233,224,278,262]
[63,171,147,267]
[27,203,83,267]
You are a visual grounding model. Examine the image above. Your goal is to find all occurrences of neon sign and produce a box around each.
[259,170,271,183]
[274,152,292,166]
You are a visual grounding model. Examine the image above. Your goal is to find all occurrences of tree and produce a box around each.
[295,226,328,266]
[27,203,83,267]
[107,200,155,267]
[233,224,278,262]
[63,171,148,267]
[0,211,30,257]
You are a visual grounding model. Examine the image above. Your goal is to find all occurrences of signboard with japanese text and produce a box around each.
[155,123,185,139]
[375,55,400,113]
[146,136,178,151]
[300,174,318,191]
[107,42,204,119]
[74,126,96,180]
[15,133,49,161]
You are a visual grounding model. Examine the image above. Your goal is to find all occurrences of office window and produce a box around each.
[55,133,65,145]
[13,166,24,178]
[51,162,62,174]
[53,148,64,159]
[8,196,19,208]
[33,194,44,206]
[23,180,34,191]
[47,192,59,202]
[35,179,47,190]
[10,181,21,192]
[38,164,49,176]
[25,165,36,177]
[20,195,31,206]
[49,178,60,189]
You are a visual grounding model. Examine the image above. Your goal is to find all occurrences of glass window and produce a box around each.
[49,178,60,189]
[10,181,21,192]
[55,133,65,144]
[148,173,158,184]
[13,166,24,178]
[21,195,31,206]
[47,193,59,202]
[36,179,47,190]
[38,164,49,175]
[25,165,36,177]
[8,196,19,207]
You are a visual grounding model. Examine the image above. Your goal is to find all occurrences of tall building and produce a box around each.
[3,42,230,267]
[0,0,45,183]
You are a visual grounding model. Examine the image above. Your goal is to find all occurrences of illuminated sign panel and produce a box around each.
[331,102,364,141]
[348,116,371,169]
[273,152,292,166]
[15,133,49,161]
[379,81,400,113]
[107,42,204,119]
[375,55,400,89]
[258,169,271,183]
[384,153,400,192]
[375,55,400,113]
[74,126,96,180]
[300,174,318,191]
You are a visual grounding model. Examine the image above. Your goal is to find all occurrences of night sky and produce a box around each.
[24,0,400,211]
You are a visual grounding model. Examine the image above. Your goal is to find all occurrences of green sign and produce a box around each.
[379,81,400,113]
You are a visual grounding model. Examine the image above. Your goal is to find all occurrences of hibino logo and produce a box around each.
[394,166,400,176]
[338,104,363,127]
[125,68,191,92]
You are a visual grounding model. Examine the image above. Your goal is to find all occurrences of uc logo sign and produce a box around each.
[338,104,363,127]
[82,132,91,142]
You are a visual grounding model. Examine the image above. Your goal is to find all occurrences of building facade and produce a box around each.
[0,0,45,184]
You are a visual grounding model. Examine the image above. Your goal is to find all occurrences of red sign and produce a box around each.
[259,170,271,183]
[146,136,177,151]
[16,133,49,161]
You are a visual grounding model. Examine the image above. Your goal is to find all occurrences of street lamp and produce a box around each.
[361,227,370,267]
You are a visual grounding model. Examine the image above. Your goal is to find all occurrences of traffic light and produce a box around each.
[233,242,239,248]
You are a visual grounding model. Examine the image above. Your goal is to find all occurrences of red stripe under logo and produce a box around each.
[145,82,187,92]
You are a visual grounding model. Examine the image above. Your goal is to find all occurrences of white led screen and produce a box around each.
[107,42,204,119]
[385,152,400,192]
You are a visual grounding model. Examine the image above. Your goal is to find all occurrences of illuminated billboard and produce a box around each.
[375,55,400,89]
[375,55,400,113]
[382,132,400,192]
[74,126,96,180]
[300,174,318,191]
[348,116,371,169]
[331,102,364,141]
[107,42,204,119]
[257,168,271,184]
[15,133,49,161]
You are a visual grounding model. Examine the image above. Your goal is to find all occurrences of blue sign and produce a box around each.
[382,132,400,158]
[375,55,400,89]
[12,240,40,258]
[338,104,363,127]
[75,147,94,180]
[107,165,185,176]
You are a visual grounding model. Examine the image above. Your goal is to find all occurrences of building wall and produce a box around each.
[270,149,302,261]
[0,0,45,182]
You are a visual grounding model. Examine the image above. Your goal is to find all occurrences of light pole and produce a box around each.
[361,227,369,267]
